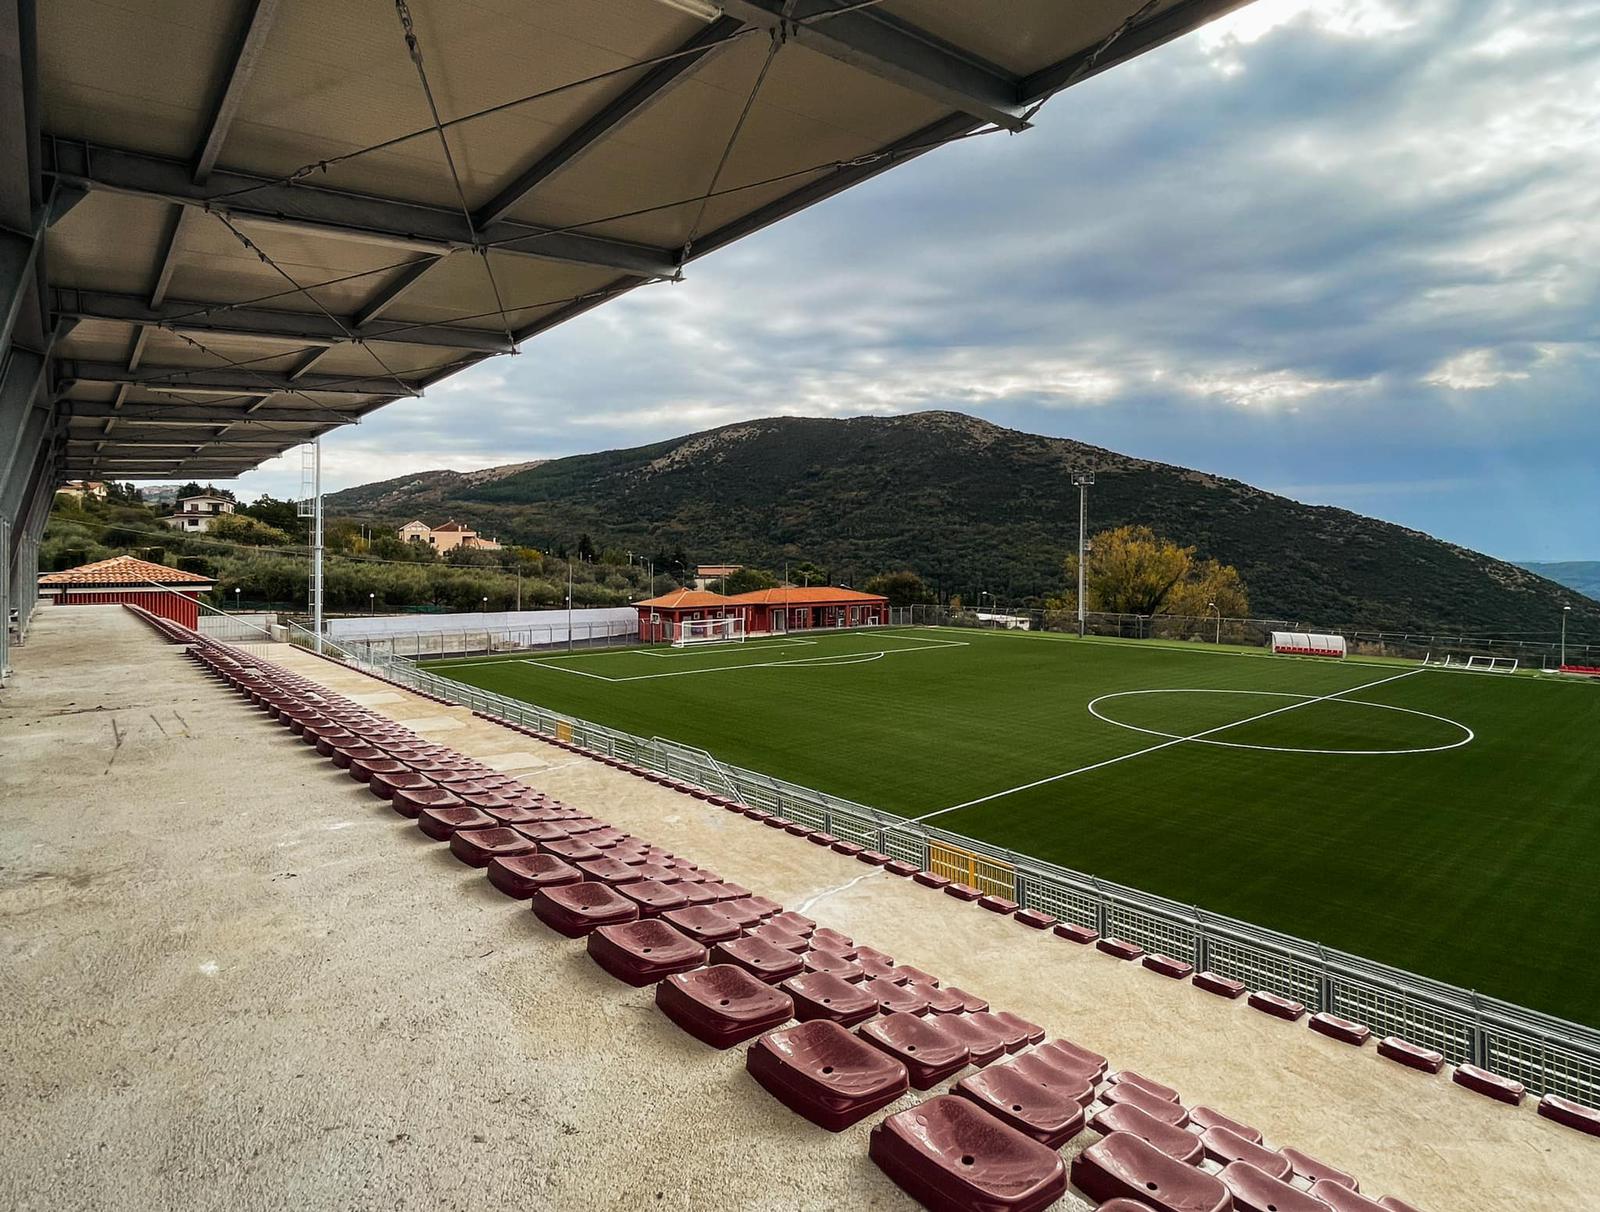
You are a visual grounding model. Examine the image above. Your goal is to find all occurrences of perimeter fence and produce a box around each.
[894,605,1600,669]
[276,619,1600,1104]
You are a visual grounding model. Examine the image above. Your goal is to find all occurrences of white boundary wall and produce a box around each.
[327,607,637,657]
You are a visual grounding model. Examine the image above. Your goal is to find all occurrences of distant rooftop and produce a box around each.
[39,555,213,587]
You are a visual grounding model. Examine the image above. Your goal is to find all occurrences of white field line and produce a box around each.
[910,666,1426,824]
[638,637,820,658]
[523,637,968,683]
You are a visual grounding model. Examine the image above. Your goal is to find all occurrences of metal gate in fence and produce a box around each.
[927,841,1016,898]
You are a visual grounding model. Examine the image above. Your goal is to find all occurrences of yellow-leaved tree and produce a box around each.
[1061,525,1249,617]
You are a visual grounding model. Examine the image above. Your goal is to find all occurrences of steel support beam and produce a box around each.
[193,0,281,184]
[475,16,746,228]
[0,345,47,488]
[0,404,47,523]
[53,288,514,353]
[64,401,334,425]
[717,0,1027,131]
[353,256,443,326]
[1020,0,1256,103]
[57,360,416,397]
[45,140,679,278]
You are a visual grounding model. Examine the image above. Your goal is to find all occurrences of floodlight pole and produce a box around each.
[567,559,575,653]
[1209,600,1220,644]
[1561,605,1571,668]
[1072,472,1094,636]
[311,439,323,652]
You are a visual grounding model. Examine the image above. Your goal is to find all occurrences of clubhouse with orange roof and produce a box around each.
[634,585,889,644]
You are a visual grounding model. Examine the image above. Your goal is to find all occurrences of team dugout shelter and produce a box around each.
[636,586,888,644]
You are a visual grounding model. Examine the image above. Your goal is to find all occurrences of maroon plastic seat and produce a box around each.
[945,987,989,1014]
[746,1019,909,1130]
[1034,1038,1107,1081]
[749,923,810,953]
[877,983,933,1017]
[856,945,894,963]
[515,821,571,844]
[541,836,605,864]
[391,785,464,819]
[1376,1036,1443,1073]
[811,926,853,951]
[1189,1105,1263,1144]
[917,984,967,1015]
[857,850,890,866]
[660,905,743,947]
[586,919,707,986]
[1309,1012,1371,1046]
[532,881,640,937]
[979,894,1021,915]
[885,860,918,877]
[940,1014,1009,1067]
[1102,1081,1188,1126]
[870,1094,1067,1212]
[1378,1198,1425,1212]
[1014,908,1055,929]
[632,861,682,884]
[1281,1147,1356,1189]
[715,898,767,929]
[1539,1092,1600,1137]
[418,806,497,840]
[957,1066,1085,1148]
[806,831,838,846]
[992,1011,1044,1046]
[575,856,645,886]
[449,826,538,867]
[858,955,907,983]
[914,871,952,889]
[1089,1103,1204,1165]
[1192,971,1246,998]
[709,936,805,984]
[1247,990,1306,1021]
[1142,953,1194,980]
[1219,1162,1330,1212]
[1310,1182,1393,1212]
[743,894,783,917]
[831,840,864,857]
[1071,1132,1229,1212]
[368,769,435,800]
[859,1011,969,1089]
[781,971,879,1026]
[1053,922,1098,944]
[486,853,580,898]
[895,965,941,987]
[802,949,866,982]
[1450,1063,1524,1105]
[615,878,688,918]
[1096,937,1144,961]
[655,964,793,1049]
[1199,1126,1290,1178]
[782,821,810,836]
[1109,1071,1179,1102]
[350,756,409,784]
[769,911,815,936]
[964,1012,1026,1054]
[944,883,983,902]
[679,883,721,907]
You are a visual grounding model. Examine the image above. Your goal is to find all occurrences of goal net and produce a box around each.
[1431,653,1517,673]
[1271,631,1347,658]
[672,616,745,648]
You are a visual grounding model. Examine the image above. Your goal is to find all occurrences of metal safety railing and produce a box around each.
[283,624,1600,1104]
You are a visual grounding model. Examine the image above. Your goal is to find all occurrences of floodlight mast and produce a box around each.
[1562,605,1571,668]
[1072,472,1095,636]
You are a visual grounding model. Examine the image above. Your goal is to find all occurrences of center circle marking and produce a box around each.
[1086,688,1474,756]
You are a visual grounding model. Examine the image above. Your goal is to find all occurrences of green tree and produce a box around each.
[723,567,776,594]
[239,495,304,536]
[210,512,294,547]
[864,570,934,607]
[791,560,828,588]
[1063,526,1249,618]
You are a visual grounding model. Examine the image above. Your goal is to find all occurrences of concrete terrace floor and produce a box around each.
[0,605,1595,1211]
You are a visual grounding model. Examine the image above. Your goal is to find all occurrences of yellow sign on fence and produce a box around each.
[928,841,1016,898]
[555,721,573,744]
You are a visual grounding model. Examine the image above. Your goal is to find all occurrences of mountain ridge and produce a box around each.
[327,411,1599,635]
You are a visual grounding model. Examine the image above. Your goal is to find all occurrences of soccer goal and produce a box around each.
[1432,653,1517,673]
[672,616,746,648]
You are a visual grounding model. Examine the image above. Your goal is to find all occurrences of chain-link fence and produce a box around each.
[893,604,1600,669]
[283,624,1600,1104]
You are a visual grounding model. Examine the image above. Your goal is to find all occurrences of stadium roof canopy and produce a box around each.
[2,0,1251,531]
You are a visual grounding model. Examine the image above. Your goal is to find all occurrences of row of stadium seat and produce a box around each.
[123,606,1598,1210]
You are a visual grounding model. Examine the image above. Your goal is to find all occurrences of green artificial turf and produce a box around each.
[423,628,1600,1025]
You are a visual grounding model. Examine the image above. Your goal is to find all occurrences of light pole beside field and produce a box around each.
[1208,600,1220,644]
[369,591,375,616]
[1072,471,1094,636]
[1562,605,1571,668]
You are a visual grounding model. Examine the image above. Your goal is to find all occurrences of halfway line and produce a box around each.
[910,666,1425,824]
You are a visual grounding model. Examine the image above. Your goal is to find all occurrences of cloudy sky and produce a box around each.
[234,0,1600,563]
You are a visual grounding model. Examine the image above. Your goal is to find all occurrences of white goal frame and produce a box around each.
[1431,653,1517,673]
[672,616,746,648]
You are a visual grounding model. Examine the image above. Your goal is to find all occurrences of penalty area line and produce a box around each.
[910,666,1425,824]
